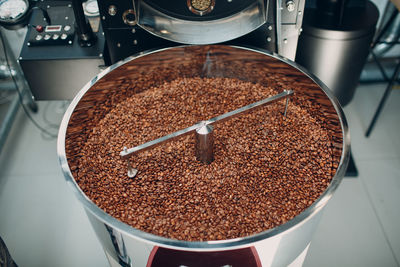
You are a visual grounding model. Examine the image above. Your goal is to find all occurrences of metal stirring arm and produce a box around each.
[120,89,293,177]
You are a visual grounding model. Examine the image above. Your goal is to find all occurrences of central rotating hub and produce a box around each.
[187,0,215,15]
[195,122,214,164]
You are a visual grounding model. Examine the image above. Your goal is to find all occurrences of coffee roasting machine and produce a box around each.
[13,0,306,100]
[1,0,360,266]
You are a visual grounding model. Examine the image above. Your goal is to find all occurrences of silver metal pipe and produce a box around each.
[195,122,214,164]
[0,94,20,154]
[283,89,290,117]
[275,0,283,54]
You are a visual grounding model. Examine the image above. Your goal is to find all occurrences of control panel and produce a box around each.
[19,0,105,100]
[26,2,75,46]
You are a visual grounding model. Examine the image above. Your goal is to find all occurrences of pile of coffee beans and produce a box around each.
[71,77,337,241]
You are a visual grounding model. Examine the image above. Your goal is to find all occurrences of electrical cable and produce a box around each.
[42,101,68,129]
[0,28,57,138]
[29,6,52,25]
[0,90,14,105]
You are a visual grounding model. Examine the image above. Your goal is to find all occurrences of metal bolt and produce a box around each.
[108,5,117,16]
[267,36,272,42]
[283,38,288,44]
[268,25,273,31]
[298,10,302,15]
[27,42,31,46]
[133,40,138,45]
[286,0,295,12]
[132,28,136,34]
[117,43,121,48]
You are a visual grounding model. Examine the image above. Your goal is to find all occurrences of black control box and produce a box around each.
[19,1,105,100]
[26,2,75,47]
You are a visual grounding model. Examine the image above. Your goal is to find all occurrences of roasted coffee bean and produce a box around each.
[67,77,339,241]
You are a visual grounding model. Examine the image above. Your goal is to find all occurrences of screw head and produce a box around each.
[108,5,117,16]
[286,0,295,12]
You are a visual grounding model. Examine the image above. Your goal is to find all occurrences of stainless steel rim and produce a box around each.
[57,44,350,251]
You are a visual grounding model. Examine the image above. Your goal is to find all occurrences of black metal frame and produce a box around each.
[365,9,400,137]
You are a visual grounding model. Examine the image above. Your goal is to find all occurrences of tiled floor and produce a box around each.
[304,83,400,267]
[0,82,399,266]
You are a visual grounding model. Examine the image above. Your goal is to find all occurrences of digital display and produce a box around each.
[45,25,62,32]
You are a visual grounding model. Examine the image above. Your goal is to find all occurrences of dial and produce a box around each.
[0,0,28,21]
[0,0,29,29]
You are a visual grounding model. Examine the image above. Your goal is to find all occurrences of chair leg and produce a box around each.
[365,58,400,137]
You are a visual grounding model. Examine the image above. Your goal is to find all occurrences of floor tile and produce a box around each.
[357,158,400,266]
[303,178,398,267]
[0,173,107,267]
[0,101,66,177]
[344,85,400,161]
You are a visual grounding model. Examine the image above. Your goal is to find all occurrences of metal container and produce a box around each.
[58,45,349,267]
[295,1,379,106]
